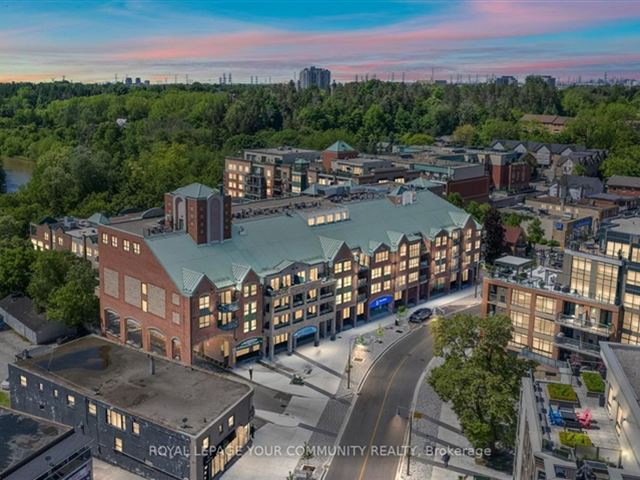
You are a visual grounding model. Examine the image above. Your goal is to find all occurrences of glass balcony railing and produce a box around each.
[556,314,612,337]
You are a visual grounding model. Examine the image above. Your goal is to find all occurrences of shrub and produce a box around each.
[581,371,605,393]
[547,383,578,402]
[559,431,592,448]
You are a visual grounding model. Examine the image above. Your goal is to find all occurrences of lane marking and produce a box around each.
[357,336,423,480]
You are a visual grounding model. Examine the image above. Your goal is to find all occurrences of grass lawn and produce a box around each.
[559,431,592,448]
[547,383,578,402]
[0,391,10,407]
[581,371,605,393]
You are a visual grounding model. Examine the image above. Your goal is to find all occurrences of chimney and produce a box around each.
[149,355,155,375]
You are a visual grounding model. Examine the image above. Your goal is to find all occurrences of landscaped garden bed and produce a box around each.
[581,371,605,394]
[547,383,578,402]
[559,431,592,448]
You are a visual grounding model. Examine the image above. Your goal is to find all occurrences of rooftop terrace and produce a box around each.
[15,336,251,435]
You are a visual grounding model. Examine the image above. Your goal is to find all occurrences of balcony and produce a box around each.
[217,301,239,313]
[554,335,601,357]
[357,278,368,288]
[217,319,239,331]
[556,314,612,337]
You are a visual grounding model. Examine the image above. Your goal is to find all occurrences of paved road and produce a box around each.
[325,323,433,480]
[325,302,480,480]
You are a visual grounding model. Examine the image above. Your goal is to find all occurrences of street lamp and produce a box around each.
[396,406,413,476]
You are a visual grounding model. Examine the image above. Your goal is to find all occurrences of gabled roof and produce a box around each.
[608,175,640,189]
[325,140,355,153]
[406,177,441,189]
[87,212,110,225]
[146,190,477,294]
[503,225,526,244]
[172,183,219,199]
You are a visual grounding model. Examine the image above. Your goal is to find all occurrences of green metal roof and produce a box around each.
[172,183,219,199]
[325,140,355,153]
[145,190,477,295]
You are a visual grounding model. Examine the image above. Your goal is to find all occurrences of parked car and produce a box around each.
[409,308,433,323]
[1,379,9,391]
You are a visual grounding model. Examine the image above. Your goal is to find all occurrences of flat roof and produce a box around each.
[244,147,318,155]
[495,255,534,269]
[15,336,251,435]
[606,343,640,400]
[0,406,70,475]
[607,217,640,236]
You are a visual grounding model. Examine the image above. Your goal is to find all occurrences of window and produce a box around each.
[107,409,126,430]
[141,283,147,295]
[535,295,555,315]
[409,243,420,257]
[632,247,640,263]
[337,276,352,289]
[133,242,141,255]
[243,318,257,333]
[606,241,630,259]
[595,263,618,303]
[371,267,382,279]
[244,301,257,316]
[399,244,407,257]
[243,284,257,297]
[383,265,391,276]
[336,293,343,305]
[228,415,235,428]
[38,383,44,391]
[511,311,528,329]
[408,272,419,283]
[20,375,27,387]
[532,337,553,357]
[307,289,317,301]
[510,332,528,348]
[114,437,123,452]
[534,317,555,336]
[199,295,210,311]
[102,233,108,244]
[396,275,406,288]
[172,293,180,306]
[408,258,419,269]
[202,436,209,450]
[172,312,181,324]
[398,261,406,272]
[512,290,531,308]
[309,267,319,281]
[142,299,148,312]
[88,402,97,416]
[54,389,59,398]
[67,394,76,407]
[628,270,640,286]
[375,250,389,263]
[133,421,140,435]
[371,283,381,294]
[111,236,118,248]
[199,314,212,329]
[343,291,352,303]
[624,292,640,310]
[570,257,591,297]
[123,239,130,252]
[623,312,640,333]
[383,280,391,291]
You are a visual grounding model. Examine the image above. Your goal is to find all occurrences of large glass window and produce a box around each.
[107,409,126,430]
[512,290,532,308]
[534,317,555,336]
[627,270,640,286]
[624,292,640,310]
[511,311,528,329]
[606,241,630,259]
[570,257,591,297]
[535,295,556,315]
[532,337,553,357]
[595,263,618,304]
[623,312,640,333]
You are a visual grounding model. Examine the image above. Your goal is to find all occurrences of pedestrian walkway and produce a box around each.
[398,356,511,480]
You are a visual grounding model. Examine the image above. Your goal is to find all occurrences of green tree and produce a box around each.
[452,124,478,146]
[526,218,544,244]
[0,243,34,297]
[27,250,71,311]
[428,314,534,453]
[445,192,464,208]
[503,212,523,228]
[600,146,640,178]
[483,207,505,263]
[47,262,99,327]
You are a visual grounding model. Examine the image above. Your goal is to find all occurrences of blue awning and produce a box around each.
[369,295,393,309]
[293,325,318,338]
[236,337,263,349]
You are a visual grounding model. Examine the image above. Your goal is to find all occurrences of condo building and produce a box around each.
[482,217,640,364]
[514,343,640,480]
[97,183,482,367]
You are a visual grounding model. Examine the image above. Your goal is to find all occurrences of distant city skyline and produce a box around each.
[1,0,640,84]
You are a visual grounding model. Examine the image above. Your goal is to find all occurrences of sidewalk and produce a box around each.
[227,287,482,480]
[398,356,511,480]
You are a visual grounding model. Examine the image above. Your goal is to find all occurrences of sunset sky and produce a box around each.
[1,0,639,84]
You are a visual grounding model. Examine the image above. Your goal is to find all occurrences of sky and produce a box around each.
[1,0,640,84]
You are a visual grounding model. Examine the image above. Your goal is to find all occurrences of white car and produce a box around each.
[1,379,9,391]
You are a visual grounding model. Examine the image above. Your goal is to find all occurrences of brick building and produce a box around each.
[607,175,640,198]
[97,182,482,367]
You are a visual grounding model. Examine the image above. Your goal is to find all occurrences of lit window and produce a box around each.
[133,243,140,254]
[102,233,108,244]
[375,251,388,263]
[111,236,118,248]
[409,243,420,257]
[199,294,210,311]
[371,283,381,294]
[20,375,27,387]
[123,239,130,252]
[371,268,382,279]
[218,424,224,434]
[141,283,147,295]
[202,436,209,450]
[199,314,212,328]
[228,415,235,428]
[67,394,75,407]
[88,402,97,416]
[114,437,123,452]
[142,299,148,312]
[107,409,126,430]
[38,383,43,391]
[53,389,59,398]
[132,421,140,435]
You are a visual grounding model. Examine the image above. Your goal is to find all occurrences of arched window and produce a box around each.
[126,318,142,348]
[149,329,167,356]
[105,310,120,337]
[171,338,182,361]
[174,197,185,231]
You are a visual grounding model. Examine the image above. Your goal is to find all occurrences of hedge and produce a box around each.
[547,383,578,402]
[581,371,605,393]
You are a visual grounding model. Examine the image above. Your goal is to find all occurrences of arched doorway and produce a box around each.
[104,310,120,337]
[149,329,167,356]
[125,318,142,348]
[171,338,182,361]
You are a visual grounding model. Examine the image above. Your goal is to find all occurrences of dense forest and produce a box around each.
[0,78,639,230]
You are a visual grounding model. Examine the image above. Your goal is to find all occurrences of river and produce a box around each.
[2,157,34,192]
